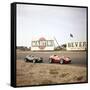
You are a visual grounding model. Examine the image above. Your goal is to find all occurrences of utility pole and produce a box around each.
[53,36,60,48]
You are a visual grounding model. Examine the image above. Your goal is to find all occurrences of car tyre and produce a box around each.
[49,58,52,63]
[60,59,64,64]
[33,59,36,63]
[38,58,43,63]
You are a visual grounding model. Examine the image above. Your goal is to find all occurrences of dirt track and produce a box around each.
[16,60,87,86]
[17,51,87,67]
[16,51,87,86]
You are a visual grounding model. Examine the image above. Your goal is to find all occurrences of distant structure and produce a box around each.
[31,37,54,51]
[66,42,87,51]
[31,36,87,51]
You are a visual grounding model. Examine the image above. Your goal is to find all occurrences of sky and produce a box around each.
[17,4,87,47]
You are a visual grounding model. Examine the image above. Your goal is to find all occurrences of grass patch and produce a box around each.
[49,69,59,75]
[74,76,84,81]
[59,73,69,78]
[41,79,55,84]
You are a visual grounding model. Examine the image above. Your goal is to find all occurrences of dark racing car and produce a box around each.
[24,55,43,63]
[49,55,71,64]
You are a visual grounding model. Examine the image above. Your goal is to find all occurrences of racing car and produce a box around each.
[24,55,43,63]
[49,55,71,64]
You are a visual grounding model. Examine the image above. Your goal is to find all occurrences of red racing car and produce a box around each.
[49,55,71,64]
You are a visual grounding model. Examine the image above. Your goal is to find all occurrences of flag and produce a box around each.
[70,33,73,38]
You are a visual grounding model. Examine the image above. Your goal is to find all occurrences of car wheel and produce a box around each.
[38,58,43,63]
[60,59,64,64]
[33,59,36,63]
[39,59,43,63]
[69,60,71,64]
[49,58,52,63]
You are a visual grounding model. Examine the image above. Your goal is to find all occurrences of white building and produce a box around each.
[31,37,54,51]
[66,42,87,51]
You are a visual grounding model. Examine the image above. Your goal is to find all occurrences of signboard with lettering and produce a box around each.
[31,37,54,51]
[67,42,87,50]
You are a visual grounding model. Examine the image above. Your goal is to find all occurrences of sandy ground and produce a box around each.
[16,60,87,86]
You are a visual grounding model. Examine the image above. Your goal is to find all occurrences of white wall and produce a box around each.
[31,46,54,51]
[0,0,89,90]
[67,42,87,50]
[31,37,54,51]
